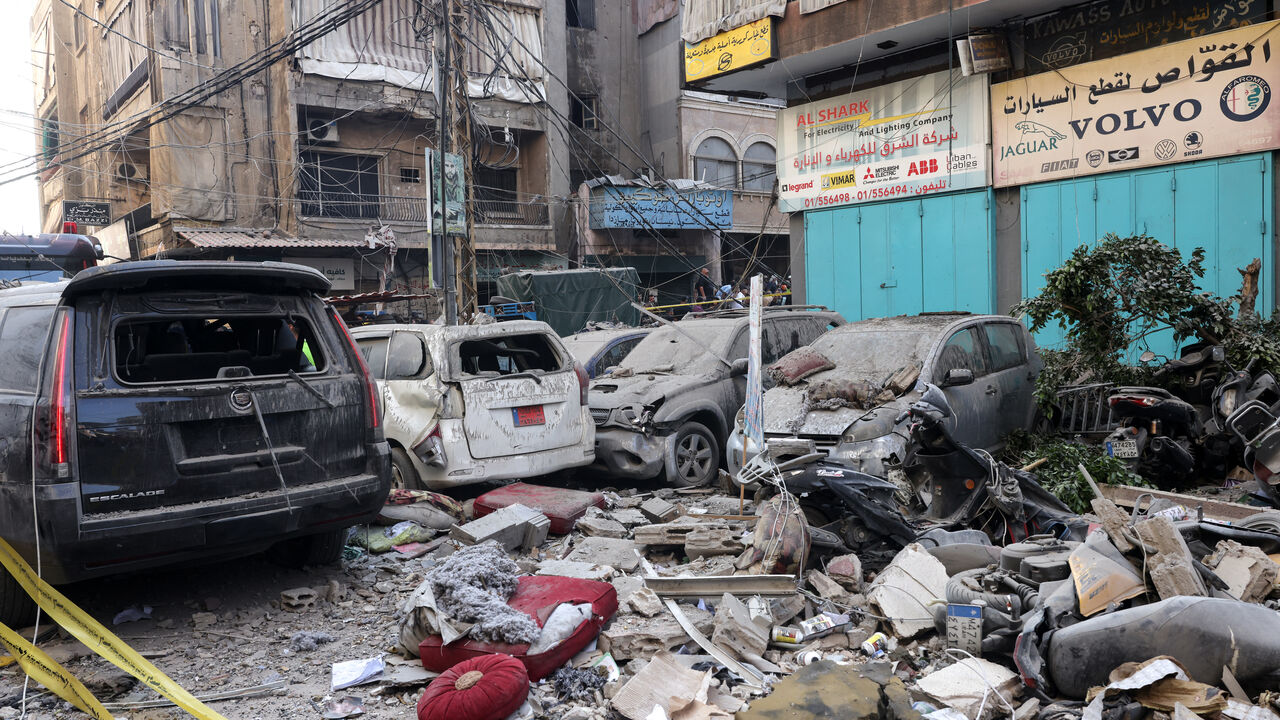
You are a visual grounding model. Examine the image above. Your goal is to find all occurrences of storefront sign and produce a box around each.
[993,20,1280,187]
[62,201,111,227]
[590,187,733,229]
[284,257,356,290]
[1023,0,1262,73]
[683,17,775,82]
[776,70,990,213]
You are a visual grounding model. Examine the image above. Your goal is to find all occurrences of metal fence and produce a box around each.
[298,193,549,227]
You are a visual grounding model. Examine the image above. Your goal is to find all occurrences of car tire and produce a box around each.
[0,566,36,629]
[390,447,422,491]
[267,528,348,568]
[665,421,720,488]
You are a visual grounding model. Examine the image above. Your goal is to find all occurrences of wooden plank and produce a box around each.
[1098,485,1260,522]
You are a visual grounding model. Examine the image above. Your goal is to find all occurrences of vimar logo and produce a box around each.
[820,170,857,190]
[1000,121,1067,160]
[1221,75,1271,122]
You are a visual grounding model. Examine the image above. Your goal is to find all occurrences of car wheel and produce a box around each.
[0,566,36,628]
[267,528,349,568]
[390,447,422,491]
[666,421,720,488]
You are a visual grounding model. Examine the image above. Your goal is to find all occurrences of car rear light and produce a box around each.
[1109,395,1157,407]
[330,309,380,431]
[37,313,73,479]
[61,221,77,234]
[413,424,447,468]
[574,361,589,405]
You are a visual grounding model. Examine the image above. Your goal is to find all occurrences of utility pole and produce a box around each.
[432,0,457,325]
[445,0,478,320]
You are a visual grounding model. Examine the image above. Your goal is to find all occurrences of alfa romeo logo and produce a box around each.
[1221,76,1271,122]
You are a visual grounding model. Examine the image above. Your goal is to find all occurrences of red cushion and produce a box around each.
[419,575,618,681]
[417,654,528,720]
[473,483,605,535]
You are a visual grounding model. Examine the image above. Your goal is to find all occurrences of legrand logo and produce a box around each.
[89,490,166,503]
[782,180,815,192]
[820,171,857,190]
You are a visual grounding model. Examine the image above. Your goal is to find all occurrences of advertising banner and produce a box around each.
[683,17,776,83]
[992,20,1280,187]
[776,69,990,213]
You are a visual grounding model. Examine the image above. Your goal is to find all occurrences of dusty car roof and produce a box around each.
[350,320,556,338]
[564,327,650,342]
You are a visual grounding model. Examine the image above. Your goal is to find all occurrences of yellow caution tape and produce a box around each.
[0,621,111,719]
[0,538,229,720]
[0,654,15,668]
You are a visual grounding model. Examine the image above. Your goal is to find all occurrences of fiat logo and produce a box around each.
[229,387,254,413]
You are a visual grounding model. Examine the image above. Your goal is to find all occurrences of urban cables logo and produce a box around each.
[1221,76,1271,122]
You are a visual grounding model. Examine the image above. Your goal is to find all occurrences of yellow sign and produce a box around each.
[820,170,858,190]
[684,17,775,82]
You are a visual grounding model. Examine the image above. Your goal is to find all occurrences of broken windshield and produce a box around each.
[617,323,738,375]
[804,327,935,383]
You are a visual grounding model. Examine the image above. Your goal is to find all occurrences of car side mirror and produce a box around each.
[729,358,749,377]
[942,368,974,387]
[603,365,618,376]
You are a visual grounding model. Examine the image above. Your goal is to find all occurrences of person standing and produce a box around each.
[692,267,716,312]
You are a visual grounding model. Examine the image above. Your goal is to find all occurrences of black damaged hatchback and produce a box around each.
[0,261,391,626]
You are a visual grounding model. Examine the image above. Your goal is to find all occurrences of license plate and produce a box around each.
[1107,439,1139,458]
[946,603,983,655]
[512,405,545,427]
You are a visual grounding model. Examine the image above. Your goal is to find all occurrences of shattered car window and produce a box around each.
[114,315,325,384]
[936,327,988,377]
[457,333,565,376]
[804,327,936,382]
[617,323,738,375]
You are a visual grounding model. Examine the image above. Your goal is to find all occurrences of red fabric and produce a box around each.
[417,654,528,720]
[419,575,618,681]
[473,483,605,535]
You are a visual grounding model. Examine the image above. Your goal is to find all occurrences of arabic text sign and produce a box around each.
[684,17,775,82]
[62,201,111,227]
[589,186,733,230]
[992,20,1280,187]
[776,70,990,213]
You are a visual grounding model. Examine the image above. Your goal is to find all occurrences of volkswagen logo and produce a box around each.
[229,387,254,413]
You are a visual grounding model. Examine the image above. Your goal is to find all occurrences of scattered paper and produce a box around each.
[331,656,385,692]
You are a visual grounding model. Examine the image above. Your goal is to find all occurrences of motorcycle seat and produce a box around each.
[1111,386,1177,400]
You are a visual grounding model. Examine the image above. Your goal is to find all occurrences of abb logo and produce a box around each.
[907,158,939,176]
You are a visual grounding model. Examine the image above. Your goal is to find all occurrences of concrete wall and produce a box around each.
[638,17,683,177]
[566,0,646,182]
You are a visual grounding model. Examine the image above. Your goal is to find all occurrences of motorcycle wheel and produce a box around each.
[1238,510,1280,532]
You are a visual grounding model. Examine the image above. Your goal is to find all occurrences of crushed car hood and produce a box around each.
[589,372,714,409]
[763,384,920,437]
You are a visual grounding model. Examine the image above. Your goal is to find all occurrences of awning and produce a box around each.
[175,227,370,249]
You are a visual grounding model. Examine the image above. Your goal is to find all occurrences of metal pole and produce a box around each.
[437,0,457,325]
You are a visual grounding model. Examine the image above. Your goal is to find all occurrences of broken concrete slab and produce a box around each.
[450,503,550,552]
[1203,539,1280,603]
[917,657,1019,720]
[644,574,797,599]
[685,527,745,559]
[633,516,704,546]
[738,660,918,720]
[611,575,646,605]
[807,570,852,605]
[609,508,648,527]
[280,587,318,612]
[575,515,628,539]
[868,543,948,639]
[710,592,769,661]
[622,587,663,617]
[1091,496,1136,553]
[641,497,680,523]
[535,559,614,581]
[599,605,714,660]
[1135,515,1206,599]
[565,537,641,572]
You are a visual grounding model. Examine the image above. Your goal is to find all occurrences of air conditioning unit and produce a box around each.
[116,162,148,182]
[305,117,339,144]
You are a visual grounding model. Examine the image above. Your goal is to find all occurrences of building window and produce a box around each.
[298,151,380,219]
[74,10,85,49]
[566,0,595,29]
[475,166,521,222]
[400,167,421,184]
[742,141,776,192]
[39,112,59,169]
[571,95,600,130]
[693,137,737,187]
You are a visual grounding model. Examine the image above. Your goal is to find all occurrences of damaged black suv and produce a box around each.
[0,261,390,626]
[589,307,843,486]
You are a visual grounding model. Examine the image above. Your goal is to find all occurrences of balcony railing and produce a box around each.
[298,192,550,227]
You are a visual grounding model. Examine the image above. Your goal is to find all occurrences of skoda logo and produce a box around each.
[229,387,254,413]
[1221,75,1271,122]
